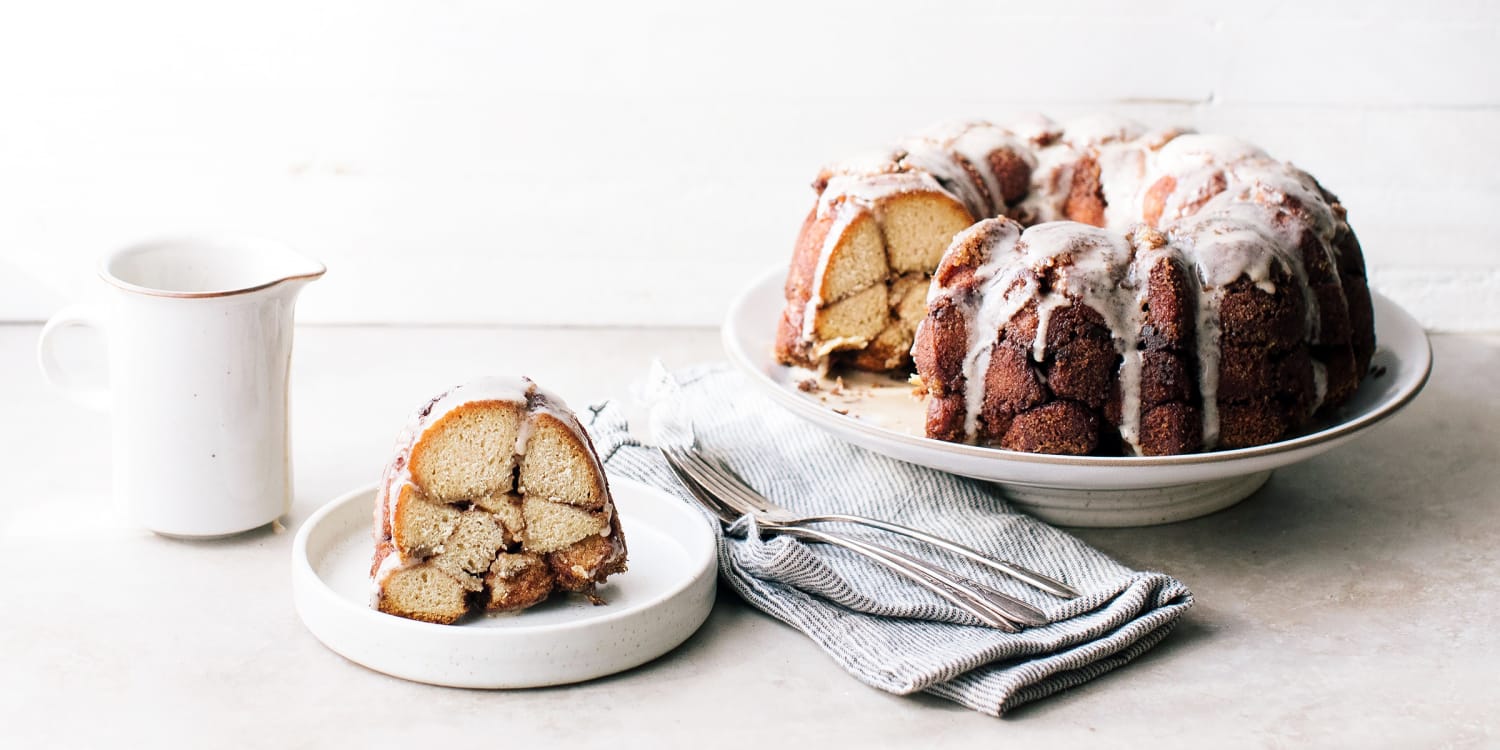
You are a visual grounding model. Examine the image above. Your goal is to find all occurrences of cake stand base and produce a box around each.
[997,470,1273,527]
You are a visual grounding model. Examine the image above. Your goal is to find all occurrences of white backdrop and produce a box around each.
[2,0,1496,329]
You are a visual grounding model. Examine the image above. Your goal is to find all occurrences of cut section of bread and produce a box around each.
[779,121,1049,373]
[371,377,627,624]
[776,171,975,372]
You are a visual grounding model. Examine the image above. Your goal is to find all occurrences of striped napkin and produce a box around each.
[584,364,1193,716]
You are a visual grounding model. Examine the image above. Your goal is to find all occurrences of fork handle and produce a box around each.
[804,513,1080,599]
[771,525,1024,632]
[844,536,1049,627]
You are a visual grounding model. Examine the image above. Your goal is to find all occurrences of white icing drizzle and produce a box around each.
[820,169,950,209]
[1096,140,1151,228]
[1153,134,1269,174]
[800,170,963,350]
[525,382,610,493]
[912,121,1038,215]
[800,203,859,344]
[420,376,532,430]
[900,138,992,219]
[1119,230,1183,449]
[1310,360,1329,414]
[370,552,406,603]
[932,220,1145,447]
[1010,115,1152,225]
[821,147,904,180]
[955,123,1039,173]
[513,414,536,456]
[1017,223,1143,448]
[1195,288,1223,450]
[942,219,1027,438]
[1176,210,1295,292]
[1013,139,1081,224]
[1006,113,1063,146]
[1167,214,1285,449]
[1060,114,1146,148]
[1030,295,1067,364]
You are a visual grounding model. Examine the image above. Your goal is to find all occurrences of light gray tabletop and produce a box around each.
[3,325,1495,748]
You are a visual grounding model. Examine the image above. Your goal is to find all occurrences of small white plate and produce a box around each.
[724,267,1432,527]
[291,478,717,688]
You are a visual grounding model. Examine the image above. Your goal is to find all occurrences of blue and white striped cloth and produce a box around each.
[585,365,1193,716]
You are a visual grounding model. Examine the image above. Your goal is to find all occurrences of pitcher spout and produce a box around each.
[277,252,327,287]
[248,241,324,295]
[271,251,326,293]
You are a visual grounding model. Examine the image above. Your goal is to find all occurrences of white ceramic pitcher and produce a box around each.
[38,236,325,538]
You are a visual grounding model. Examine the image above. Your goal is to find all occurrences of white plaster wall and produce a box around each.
[1,0,1496,329]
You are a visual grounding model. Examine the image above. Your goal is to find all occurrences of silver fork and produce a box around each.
[666,446,1080,600]
[662,451,1032,631]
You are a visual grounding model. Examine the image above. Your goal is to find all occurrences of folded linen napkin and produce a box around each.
[584,364,1193,716]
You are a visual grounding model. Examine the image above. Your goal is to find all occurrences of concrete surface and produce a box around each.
[2,325,1494,747]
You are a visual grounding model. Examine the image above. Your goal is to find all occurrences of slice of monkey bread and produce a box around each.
[370,377,627,624]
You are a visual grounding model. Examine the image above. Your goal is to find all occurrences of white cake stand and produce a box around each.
[724,267,1432,527]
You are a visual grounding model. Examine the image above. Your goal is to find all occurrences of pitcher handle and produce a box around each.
[37,304,111,411]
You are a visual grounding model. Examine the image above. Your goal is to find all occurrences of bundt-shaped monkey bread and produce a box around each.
[776,115,1375,456]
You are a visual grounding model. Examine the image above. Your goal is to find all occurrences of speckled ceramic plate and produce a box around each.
[724,267,1432,527]
[291,478,716,688]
